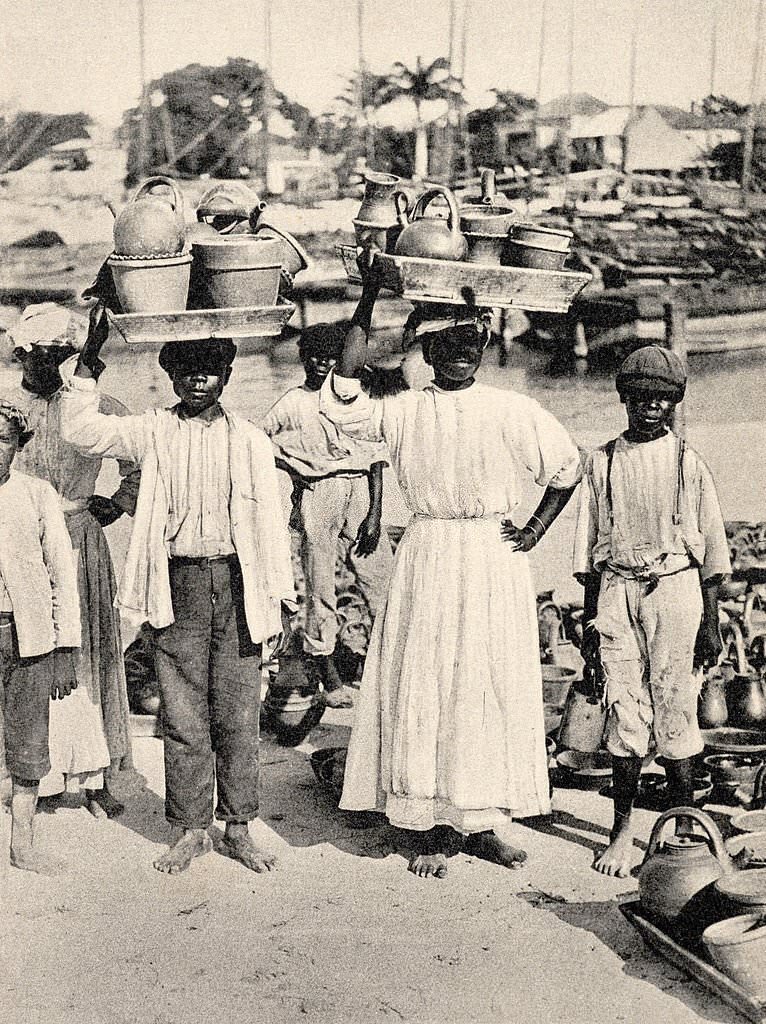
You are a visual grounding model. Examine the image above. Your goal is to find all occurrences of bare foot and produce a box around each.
[408,852,448,879]
[10,846,63,875]
[594,818,635,878]
[86,787,124,819]
[323,686,354,709]
[221,831,277,873]
[153,829,212,874]
[464,832,528,869]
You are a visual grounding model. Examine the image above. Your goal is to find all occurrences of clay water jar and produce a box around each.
[113,175,187,257]
[557,674,607,754]
[638,808,732,934]
[356,171,402,227]
[191,235,282,309]
[703,914,766,1001]
[394,185,467,261]
[703,753,764,791]
[460,171,515,264]
[725,634,766,729]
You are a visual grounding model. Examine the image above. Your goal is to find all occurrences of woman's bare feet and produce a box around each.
[464,831,528,869]
[323,686,354,709]
[9,846,63,875]
[221,823,277,873]
[593,814,635,878]
[406,826,457,879]
[153,829,212,874]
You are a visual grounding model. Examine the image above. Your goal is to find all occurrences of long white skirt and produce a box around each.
[339,516,551,833]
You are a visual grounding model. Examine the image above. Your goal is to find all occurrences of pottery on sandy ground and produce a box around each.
[541,663,578,707]
[703,914,766,1001]
[638,807,732,930]
[731,765,766,833]
[726,829,766,868]
[557,673,607,754]
[698,670,729,730]
[716,866,766,917]
[113,175,187,257]
[704,753,764,791]
[394,185,467,261]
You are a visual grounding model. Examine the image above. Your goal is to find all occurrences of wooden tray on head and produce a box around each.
[620,900,766,1024]
[107,298,296,345]
[335,244,591,313]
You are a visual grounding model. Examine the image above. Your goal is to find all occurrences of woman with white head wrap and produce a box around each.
[8,303,139,817]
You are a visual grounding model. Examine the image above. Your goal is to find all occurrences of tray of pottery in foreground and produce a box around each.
[106,298,296,345]
[336,245,591,313]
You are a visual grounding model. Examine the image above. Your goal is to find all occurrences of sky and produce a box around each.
[0,0,763,129]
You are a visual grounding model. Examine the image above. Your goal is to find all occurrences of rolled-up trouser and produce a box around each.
[299,475,393,658]
[153,557,262,829]
[0,621,53,782]
[595,568,704,761]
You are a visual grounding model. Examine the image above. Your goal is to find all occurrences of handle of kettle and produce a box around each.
[393,191,410,228]
[412,185,461,234]
[754,764,766,810]
[132,175,184,216]
[643,807,731,867]
[724,619,749,677]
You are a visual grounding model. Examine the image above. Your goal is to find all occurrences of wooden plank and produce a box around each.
[108,300,296,345]
[620,901,766,1024]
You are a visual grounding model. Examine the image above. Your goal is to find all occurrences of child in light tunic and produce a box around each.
[10,303,139,817]
[261,323,393,704]
[573,345,730,878]
[319,266,582,878]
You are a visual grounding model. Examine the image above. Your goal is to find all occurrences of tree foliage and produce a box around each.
[121,57,315,184]
[0,111,92,172]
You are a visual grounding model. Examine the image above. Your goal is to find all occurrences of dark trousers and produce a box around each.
[0,622,53,782]
[154,557,262,829]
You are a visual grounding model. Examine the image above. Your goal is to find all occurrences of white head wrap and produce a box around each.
[10,303,88,353]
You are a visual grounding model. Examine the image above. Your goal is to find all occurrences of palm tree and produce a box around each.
[375,56,464,178]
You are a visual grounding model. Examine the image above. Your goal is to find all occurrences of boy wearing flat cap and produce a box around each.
[59,313,295,876]
[573,345,731,878]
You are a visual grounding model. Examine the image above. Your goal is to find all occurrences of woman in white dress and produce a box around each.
[319,266,582,879]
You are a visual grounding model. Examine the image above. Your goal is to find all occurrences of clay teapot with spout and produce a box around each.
[394,185,467,261]
[639,808,732,932]
[113,175,187,257]
[698,665,729,730]
[725,625,766,728]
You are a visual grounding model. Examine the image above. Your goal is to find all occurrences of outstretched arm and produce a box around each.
[339,262,384,380]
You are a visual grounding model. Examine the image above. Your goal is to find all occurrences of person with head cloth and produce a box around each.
[319,262,583,879]
[0,398,79,874]
[573,345,731,879]
[58,308,295,876]
[10,303,140,818]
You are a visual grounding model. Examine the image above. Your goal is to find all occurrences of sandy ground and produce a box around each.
[0,716,750,1024]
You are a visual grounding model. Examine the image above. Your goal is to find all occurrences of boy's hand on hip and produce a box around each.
[88,495,123,527]
[51,649,78,699]
[501,521,538,552]
[355,512,381,556]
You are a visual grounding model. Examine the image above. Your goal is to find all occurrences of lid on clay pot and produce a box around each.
[716,867,766,905]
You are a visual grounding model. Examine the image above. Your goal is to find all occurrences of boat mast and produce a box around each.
[623,1,638,177]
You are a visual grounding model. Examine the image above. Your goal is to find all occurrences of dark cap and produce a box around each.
[158,338,237,377]
[616,344,686,401]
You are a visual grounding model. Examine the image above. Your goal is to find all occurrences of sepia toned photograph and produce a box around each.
[1,2,766,1021]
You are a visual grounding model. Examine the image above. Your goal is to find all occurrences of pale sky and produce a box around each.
[0,0,762,128]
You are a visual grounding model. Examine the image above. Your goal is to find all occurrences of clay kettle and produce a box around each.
[698,667,729,730]
[725,626,766,729]
[638,808,732,931]
[113,175,187,257]
[394,185,467,261]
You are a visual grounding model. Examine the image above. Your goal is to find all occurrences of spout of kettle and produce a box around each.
[480,167,497,205]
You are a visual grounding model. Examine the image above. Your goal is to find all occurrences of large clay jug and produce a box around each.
[113,175,187,257]
[639,808,731,932]
[698,668,729,729]
[557,669,606,753]
[394,185,467,261]
[356,171,402,226]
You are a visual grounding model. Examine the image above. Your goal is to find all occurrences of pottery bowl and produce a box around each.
[704,753,764,788]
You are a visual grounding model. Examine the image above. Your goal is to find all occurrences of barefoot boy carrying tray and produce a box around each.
[59,308,295,875]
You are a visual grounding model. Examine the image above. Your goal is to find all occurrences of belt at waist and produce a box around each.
[603,561,695,593]
[169,554,238,567]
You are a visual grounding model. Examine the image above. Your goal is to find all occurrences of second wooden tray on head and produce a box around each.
[106,298,296,345]
[336,245,591,313]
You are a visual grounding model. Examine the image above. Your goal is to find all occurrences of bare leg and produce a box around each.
[152,828,212,874]
[9,777,62,875]
[594,755,641,878]
[221,821,277,873]
[464,831,528,869]
[407,826,458,879]
[320,655,354,709]
[86,787,124,819]
[664,756,695,835]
